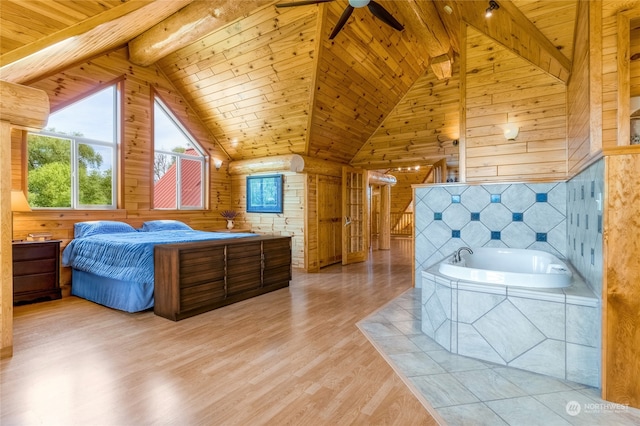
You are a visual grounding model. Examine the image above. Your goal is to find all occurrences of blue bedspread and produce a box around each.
[62,230,255,284]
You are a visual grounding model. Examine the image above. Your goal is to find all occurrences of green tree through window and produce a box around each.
[27,85,118,208]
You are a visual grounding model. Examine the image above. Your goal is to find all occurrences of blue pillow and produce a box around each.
[141,220,192,232]
[74,221,137,238]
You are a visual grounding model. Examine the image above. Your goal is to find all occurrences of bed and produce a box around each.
[62,220,259,313]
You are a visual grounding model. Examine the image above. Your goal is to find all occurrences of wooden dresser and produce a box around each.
[12,240,62,304]
[154,235,291,321]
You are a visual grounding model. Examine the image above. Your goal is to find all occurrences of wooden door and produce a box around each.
[342,166,368,265]
[318,175,342,267]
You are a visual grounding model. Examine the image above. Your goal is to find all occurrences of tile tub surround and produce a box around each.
[566,158,604,296]
[421,266,600,388]
[414,182,567,288]
[359,289,640,426]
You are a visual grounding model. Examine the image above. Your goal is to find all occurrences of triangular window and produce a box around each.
[153,97,206,209]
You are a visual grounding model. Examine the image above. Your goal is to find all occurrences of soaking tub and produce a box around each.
[438,247,572,288]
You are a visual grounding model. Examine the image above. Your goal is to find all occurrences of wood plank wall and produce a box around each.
[632,18,640,98]
[464,27,568,182]
[602,2,640,147]
[567,1,594,174]
[11,47,231,291]
[230,172,305,268]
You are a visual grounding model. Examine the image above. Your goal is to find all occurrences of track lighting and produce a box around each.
[485,0,499,18]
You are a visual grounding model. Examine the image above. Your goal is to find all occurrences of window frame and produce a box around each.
[152,95,207,210]
[26,83,120,210]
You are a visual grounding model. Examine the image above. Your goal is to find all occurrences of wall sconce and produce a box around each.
[503,123,519,141]
[213,158,223,171]
[485,0,499,18]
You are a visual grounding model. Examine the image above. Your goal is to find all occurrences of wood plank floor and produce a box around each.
[1,239,438,425]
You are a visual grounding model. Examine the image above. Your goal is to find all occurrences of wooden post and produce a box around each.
[379,184,391,250]
[0,121,13,358]
[0,81,49,359]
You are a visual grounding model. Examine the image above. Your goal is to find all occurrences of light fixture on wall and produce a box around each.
[503,123,519,141]
[485,0,499,18]
[213,158,223,170]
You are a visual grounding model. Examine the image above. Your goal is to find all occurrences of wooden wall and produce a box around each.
[631,18,640,98]
[11,47,232,291]
[602,150,640,408]
[464,26,568,182]
[567,0,595,174]
[230,172,306,268]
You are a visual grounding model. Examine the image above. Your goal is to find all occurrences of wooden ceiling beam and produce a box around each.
[128,0,278,67]
[396,0,453,79]
[456,0,572,83]
[0,0,153,67]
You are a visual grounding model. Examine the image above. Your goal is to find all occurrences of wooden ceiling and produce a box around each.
[1,0,579,168]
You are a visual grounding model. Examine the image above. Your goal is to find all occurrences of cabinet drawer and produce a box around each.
[13,258,57,276]
[13,243,57,261]
[14,273,57,293]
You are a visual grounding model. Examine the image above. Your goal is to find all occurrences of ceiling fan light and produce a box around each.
[349,0,370,8]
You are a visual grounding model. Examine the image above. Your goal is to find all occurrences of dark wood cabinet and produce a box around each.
[154,235,291,321]
[12,240,62,304]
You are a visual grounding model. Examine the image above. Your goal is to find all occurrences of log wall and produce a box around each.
[464,26,568,182]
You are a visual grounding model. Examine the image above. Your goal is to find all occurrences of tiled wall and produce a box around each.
[421,269,600,387]
[414,182,567,287]
[566,159,604,296]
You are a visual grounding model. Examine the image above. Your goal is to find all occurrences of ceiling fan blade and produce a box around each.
[329,5,354,39]
[276,0,333,8]
[367,1,404,31]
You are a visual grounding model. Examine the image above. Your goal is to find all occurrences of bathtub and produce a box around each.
[438,247,572,288]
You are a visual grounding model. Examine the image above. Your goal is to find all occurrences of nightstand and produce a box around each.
[12,240,62,304]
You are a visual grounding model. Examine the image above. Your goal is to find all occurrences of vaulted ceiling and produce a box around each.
[0,0,577,169]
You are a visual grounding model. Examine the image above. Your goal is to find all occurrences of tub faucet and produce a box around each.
[454,247,473,262]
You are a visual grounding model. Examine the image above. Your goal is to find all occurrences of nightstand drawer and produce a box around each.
[12,240,61,304]
[13,258,57,276]
[13,243,57,261]
[14,273,57,293]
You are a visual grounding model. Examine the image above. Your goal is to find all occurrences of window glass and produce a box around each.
[27,85,118,209]
[153,97,205,209]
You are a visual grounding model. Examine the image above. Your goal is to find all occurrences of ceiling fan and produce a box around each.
[276,0,404,40]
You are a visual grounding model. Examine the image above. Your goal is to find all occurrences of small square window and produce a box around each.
[452,230,461,238]
[491,231,501,240]
[470,212,480,221]
[536,193,548,202]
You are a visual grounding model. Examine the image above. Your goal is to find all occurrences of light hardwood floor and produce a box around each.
[1,239,438,425]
